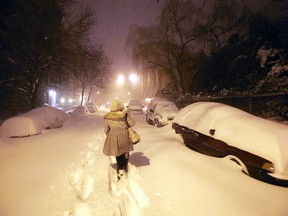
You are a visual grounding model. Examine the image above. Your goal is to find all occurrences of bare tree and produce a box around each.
[127,24,175,96]
[0,0,68,109]
[127,0,206,96]
[159,0,207,94]
[86,46,111,103]
[68,45,111,106]
[204,0,250,53]
[0,0,95,110]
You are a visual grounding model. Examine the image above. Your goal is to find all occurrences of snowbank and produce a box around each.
[0,106,69,138]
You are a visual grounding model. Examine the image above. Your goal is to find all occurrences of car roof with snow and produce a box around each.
[173,102,288,174]
[128,99,142,105]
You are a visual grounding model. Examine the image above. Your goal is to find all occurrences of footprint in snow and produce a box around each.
[69,168,95,201]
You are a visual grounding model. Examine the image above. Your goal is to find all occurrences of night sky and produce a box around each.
[75,0,262,73]
[75,0,164,72]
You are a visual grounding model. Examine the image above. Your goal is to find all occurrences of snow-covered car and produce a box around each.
[69,106,91,117]
[127,99,143,114]
[85,102,98,113]
[172,102,288,187]
[146,99,179,127]
[0,106,69,138]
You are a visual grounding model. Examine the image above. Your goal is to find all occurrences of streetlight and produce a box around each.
[116,73,139,101]
[48,89,57,107]
[129,73,138,85]
[117,74,125,86]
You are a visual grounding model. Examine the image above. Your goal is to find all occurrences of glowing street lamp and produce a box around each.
[129,73,138,85]
[117,74,125,86]
[60,97,65,104]
[48,89,57,107]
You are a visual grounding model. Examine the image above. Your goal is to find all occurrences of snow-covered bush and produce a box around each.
[0,106,69,138]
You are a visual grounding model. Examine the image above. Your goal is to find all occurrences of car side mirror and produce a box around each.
[209,129,216,136]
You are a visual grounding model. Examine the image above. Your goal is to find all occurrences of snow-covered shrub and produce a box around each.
[261,98,288,121]
[0,106,69,138]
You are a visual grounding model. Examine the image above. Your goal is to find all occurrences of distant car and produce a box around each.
[172,102,288,187]
[86,102,98,113]
[127,99,143,114]
[146,98,179,127]
[70,106,91,116]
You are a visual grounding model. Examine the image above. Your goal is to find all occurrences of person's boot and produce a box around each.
[124,153,129,173]
[116,164,125,181]
[117,169,125,181]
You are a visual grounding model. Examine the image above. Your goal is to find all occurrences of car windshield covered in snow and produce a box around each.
[128,99,143,114]
[154,102,178,114]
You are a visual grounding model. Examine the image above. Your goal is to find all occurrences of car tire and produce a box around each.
[146,115,152,125]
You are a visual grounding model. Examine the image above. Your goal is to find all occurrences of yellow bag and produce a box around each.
[128,127,141,144]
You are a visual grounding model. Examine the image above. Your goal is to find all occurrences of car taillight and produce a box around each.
[262,162,275,173]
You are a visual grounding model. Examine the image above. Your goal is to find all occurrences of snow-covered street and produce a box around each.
[0,112,288,216]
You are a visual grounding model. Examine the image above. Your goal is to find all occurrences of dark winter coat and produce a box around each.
[103,110,135,156]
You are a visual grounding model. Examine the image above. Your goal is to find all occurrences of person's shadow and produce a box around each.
[129,152,150,167]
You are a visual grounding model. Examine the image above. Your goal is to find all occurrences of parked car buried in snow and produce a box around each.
[127,99,143,114]
[0,106,69,138]
[70,106,91,117]
[146,98,179,127]
[85,102,98,113]
[172,102,288,187]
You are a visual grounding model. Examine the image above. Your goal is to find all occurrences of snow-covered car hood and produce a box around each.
[156,109,178,119]
[173,102,288,175]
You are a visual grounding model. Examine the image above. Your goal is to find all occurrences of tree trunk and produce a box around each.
[80,88,85,106]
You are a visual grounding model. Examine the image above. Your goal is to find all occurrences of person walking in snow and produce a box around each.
[103,99,135,180]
